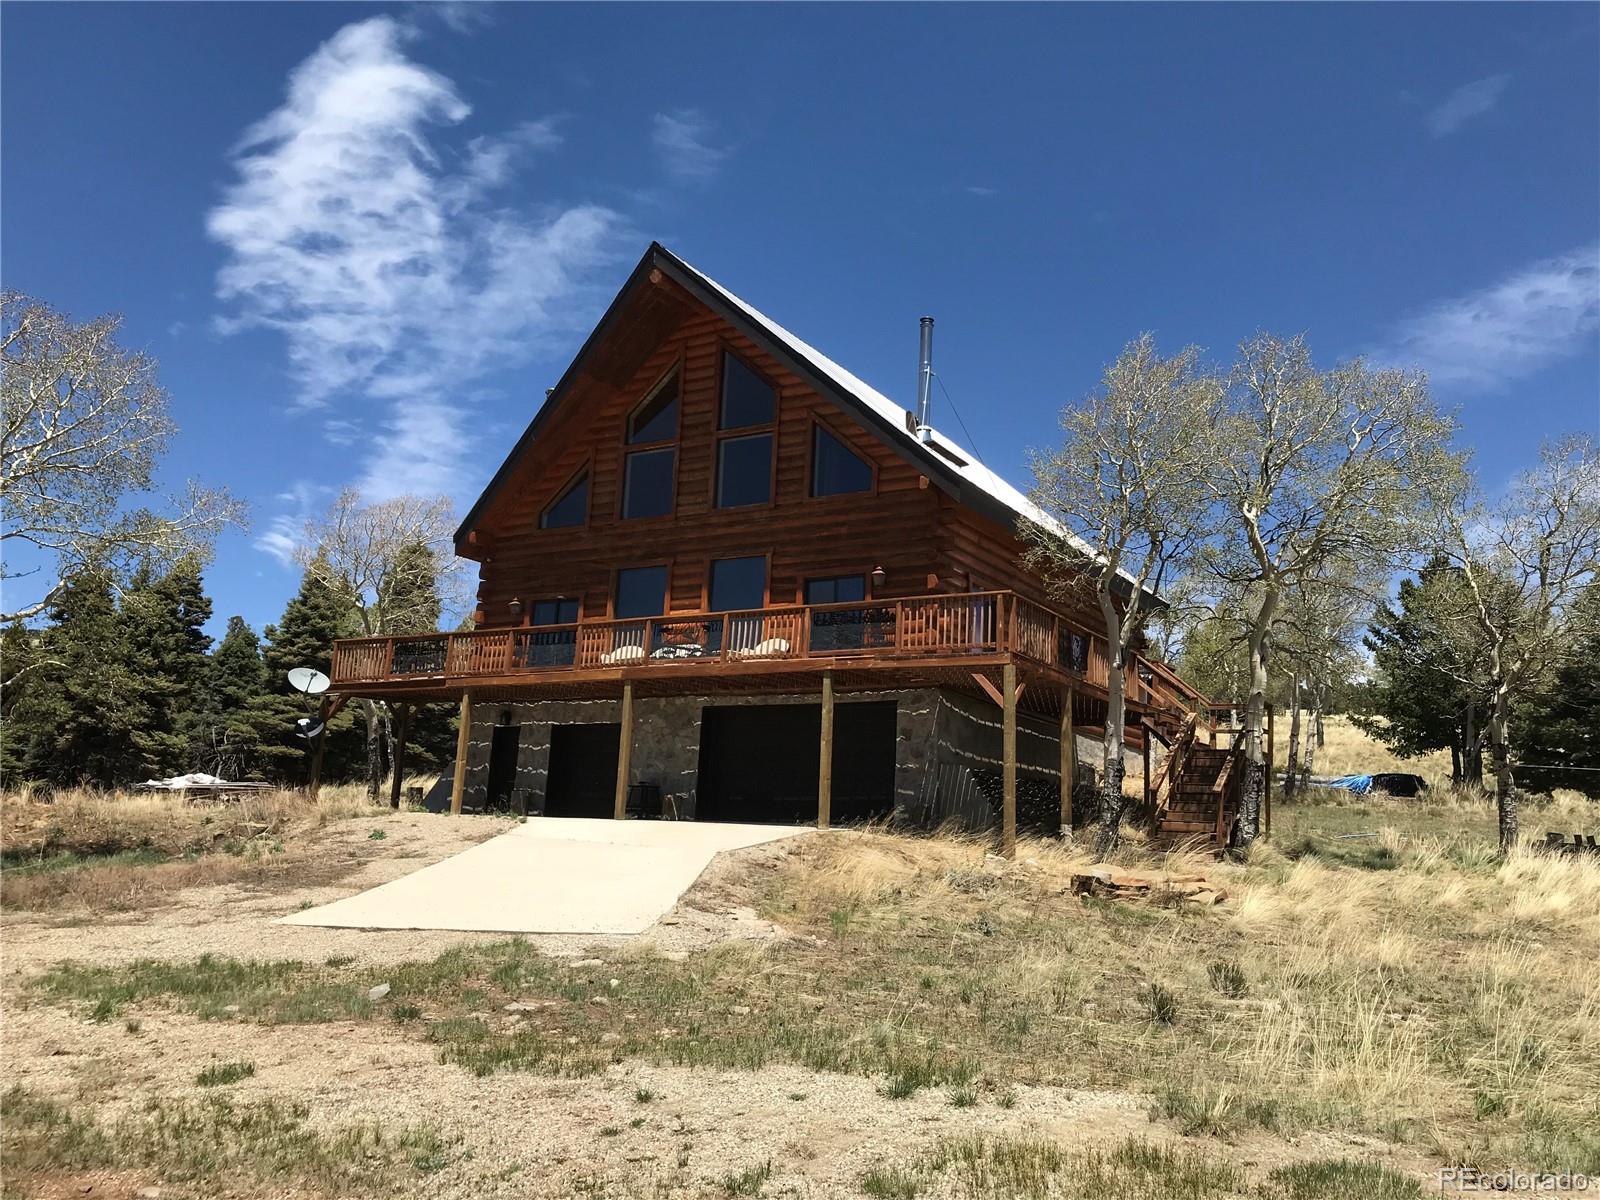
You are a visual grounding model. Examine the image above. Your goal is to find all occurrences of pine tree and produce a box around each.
[189,616,279,779]
[1518,583,1600,799]
[1358,558,1494,785]
[259,556,362,783]
[121,556,213,777]
[9,567,143,786]
[0,621,45,785]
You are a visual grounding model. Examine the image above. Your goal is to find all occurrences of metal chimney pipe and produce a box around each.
[915,316,935,443]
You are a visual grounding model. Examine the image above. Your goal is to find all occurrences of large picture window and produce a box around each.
[716,434,773,508]
[540,472,588,529]
[719,352,775,429]
[622,371,679,520]
[713,352,775,509]
[623,448,675,519]
[709,556,766,612]
[811,425,872,497]
[628,372,679,444]
[614,565,668,619]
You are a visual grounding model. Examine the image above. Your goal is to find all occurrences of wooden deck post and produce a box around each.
[1001,662,1017,858]
[1059,686,1075,837]
[1264,701,1275,841]
[450,691,472,816]
[613,681,634,820]
[389,702,412,810]
[817,670,834,829]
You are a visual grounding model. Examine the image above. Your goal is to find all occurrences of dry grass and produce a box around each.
[9,720,1600,1191]
[1,781,437,912]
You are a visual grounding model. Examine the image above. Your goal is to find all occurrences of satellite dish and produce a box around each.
[294,718,326,740]
[287,667,331,695]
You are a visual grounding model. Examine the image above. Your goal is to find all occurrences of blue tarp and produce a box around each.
[1324,775,1375,795]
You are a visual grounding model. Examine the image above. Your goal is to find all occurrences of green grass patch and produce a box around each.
[0,1085,456,1192]
[196,1060,255,1087]
[1265,1158,1422,1199]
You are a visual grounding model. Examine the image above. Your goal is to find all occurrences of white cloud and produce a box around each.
[1425,73,1511,137]
[650,109,729,183]
[254,481,327,567]
[206,15,624,544]
[1379,243,1600,389]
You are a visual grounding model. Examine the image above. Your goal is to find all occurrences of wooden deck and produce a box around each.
[330,590,1206,720]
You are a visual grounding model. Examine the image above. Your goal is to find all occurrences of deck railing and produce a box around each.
[329,590,1200,717]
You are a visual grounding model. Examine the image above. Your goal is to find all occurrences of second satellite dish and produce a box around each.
[294,718,326,740]
[287,667,331,695]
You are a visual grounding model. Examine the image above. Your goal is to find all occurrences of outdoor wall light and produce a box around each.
[507,597,524,621]
[870,565,887,589]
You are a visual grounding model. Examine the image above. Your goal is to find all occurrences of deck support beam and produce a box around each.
[389,702,412,810]
[614,682,634,820]
[1001,661,1018,858]
[1060,687,1075,837]
[818,670,834,829]
[450,691,473,815]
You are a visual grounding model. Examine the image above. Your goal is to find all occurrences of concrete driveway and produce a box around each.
[278,817,811,936]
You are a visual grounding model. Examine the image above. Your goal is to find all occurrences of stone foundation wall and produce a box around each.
[454,686,1114,830]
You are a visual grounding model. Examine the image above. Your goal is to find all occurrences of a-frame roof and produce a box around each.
[457,242,1141,595]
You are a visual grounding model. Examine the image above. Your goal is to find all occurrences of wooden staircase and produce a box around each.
[1148,717,1243,851]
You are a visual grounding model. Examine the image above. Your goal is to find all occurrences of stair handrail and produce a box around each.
[1149,711,1198,823]
[1211,746,1243,847]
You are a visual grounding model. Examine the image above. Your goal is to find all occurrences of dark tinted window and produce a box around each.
[540,473,588,529]
[710,556,766,611]
[531,599,579,625]
[716,434,772,508]
[720,352,775,429]
[628,373,679,444]
[805,575,867,605]
[614,566,668,618]
[622,448,675,519]
[811,426,873,496]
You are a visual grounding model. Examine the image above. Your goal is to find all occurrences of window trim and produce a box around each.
[539,461,592,531]
[704,552,772,613]
[609,561,672,620]
[710,345,779,511]
[805,415,878,501]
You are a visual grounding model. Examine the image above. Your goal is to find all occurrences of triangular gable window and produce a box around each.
[541,471,589,529]
[811,425,873,497]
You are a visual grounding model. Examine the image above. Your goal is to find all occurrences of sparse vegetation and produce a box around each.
[196,1059,256,1087]
[0,1085,455,1192]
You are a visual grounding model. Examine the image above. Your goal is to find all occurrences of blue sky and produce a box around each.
[4,2,1597,637]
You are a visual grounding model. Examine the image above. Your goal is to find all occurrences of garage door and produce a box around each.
[695,702,896,824]
[545,723,620,818]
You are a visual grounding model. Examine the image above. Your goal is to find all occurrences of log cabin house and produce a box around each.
[328,243,1230,849]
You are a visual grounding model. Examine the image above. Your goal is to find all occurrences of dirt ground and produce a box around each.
[0,812,1458,1198]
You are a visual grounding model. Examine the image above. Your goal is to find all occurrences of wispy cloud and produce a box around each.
[650,109,729,183]
[206,15,624,538]
[1425,73,1511,137]
[1378,243,1600,389]
[963,185,1000,198]
[412,1,495,35]
[255,481,328,567]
